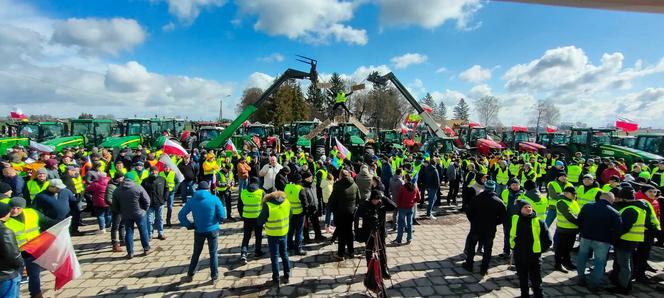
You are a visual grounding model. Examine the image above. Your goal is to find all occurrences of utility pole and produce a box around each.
[534,106,543,136]
[219,99,223,122]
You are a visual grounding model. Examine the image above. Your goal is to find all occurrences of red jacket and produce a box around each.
[397,185,420,209]
[86,176,110,208]
[600,167,623,185]
[640,195,661,221]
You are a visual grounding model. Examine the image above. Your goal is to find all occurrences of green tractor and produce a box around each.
[100,118,168,149]
[537,132,570,147]
[377,129,404,153]
[634,133,664,156]
[420,137,456,156]
[549,127,663,165]
[16,121,86,152]
[284,121,326,155]
[328,122,371,158]
[57,119,114,148]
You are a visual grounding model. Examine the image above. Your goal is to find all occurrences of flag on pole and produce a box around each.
[546,125,558,133]
[29,140,55,153]
[10,108,27,120]
[162,139,188,156]
[616,117,638,132]
[225,139,237,152]
[421,104,434,113]
[335,137,351,160]
[21,217,81,290]
[159,153,184,183]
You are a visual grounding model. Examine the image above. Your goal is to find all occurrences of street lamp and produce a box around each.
[219,94,231,121]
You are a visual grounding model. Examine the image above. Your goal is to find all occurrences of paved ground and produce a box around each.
[25,189,664,297]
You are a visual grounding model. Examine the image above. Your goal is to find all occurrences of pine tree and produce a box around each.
[453,98,470,121]
[435,100,447,122]
[306,82,325,119]
[420,93,435,109]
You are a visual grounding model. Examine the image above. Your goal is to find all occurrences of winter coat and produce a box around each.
[0,222,22,281]
[467,190,506,236]
[274,169,289,191]
[328,177,360,217]
[355,165,373,201]
[178,189,226,233]
[355,194,397,240]
[512,212,552,260]
[33,189,73,221]
[112,180,150,220]
[142,175,168,207]
[389,175,404,201]
[321,178,334,204]
[105,181,120,213]
[420,164,441,189]
[302,181,319,214]
[397,184,420,209]
[577,199,621,243]
[86,175,110,208]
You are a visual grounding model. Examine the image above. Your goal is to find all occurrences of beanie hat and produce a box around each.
[484,180,496,191]
[563,186,576,194]
[301,171,313,180]
[524,180,537,191]
[0,182,12,194]
[10,197,26,208]
[619,187,635,200]
[291,173,302,183]
[0,203,10,218]
[508,178,520,186]
[198,181,210,190]
[515,199,531,212]
[555,160,565,167]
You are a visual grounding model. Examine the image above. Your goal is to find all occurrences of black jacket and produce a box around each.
[467,190,506,236]
[142,175,168,207]
[274,169,289,192]
[512,213,552,260]
[178,161,197,182]
[329,177,360,217]
[355,194,396,240]
[33,189,74,221]
[0,221,23,281]
[577,199,621,243]
[420,164,441,189]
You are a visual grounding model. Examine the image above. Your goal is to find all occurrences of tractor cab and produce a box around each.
[70,119,113,147]
[635,133,664,156]
[454,123,503,155]
[500,125,546,153]
[244,123,278,149]
[17,121,66,142]
[421,137,456,156]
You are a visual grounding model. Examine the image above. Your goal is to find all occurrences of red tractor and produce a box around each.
[499,125,546,154]
[453,122,503,155]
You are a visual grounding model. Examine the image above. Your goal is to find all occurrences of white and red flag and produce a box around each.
[10,108,27,120]
[21,217,81,290]
[616,117,638,132]
[158,153,184,183]
[162,139,188,156]
[334,137,351,160]
[546,125,558,133]
[225,139,237,152]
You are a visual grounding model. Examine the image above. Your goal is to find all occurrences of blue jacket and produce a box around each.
[178,189,226,233]
[33,188,74,221]
[577,199,621,243]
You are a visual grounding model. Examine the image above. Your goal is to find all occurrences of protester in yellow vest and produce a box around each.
[545,172,572,226]
[5,197,57,298]
[202,152,220,182]
[332,90,352,116]
[509,199,552,298]
[159,165,177,227]
[239,177,265,264]
[576,174,601,209]
[519,180,548,222]
[285,173,307,256]
[554,186,580,273]
[257,191,292,288]
[25,168,50,205]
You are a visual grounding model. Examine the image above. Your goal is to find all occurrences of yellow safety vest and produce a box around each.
[284,183,303,215]
[576,185,600,209]
[496,167,509,185]
[547,180,572,206]
[109,168,127,179]
[5,208,41,248]
[509,163,520,176]
[203,160,218,175]
[241,189,264,218]
[336,91,346,104]
[641,200,662,231]
[566,165,582,183]
[217,173,228,192]
[27,180,50,200]
[519,194,548,221]
[509,215,542,253]
[0,197,10,204]
[619,205,646,242]
[265,200,291,237]
[520,170,536,185]
[160,171,176,191]
[317,169,328,183]
[601,184,614,192]
[556,198,580,229]
[72,176,84,195]
[128,170,149,185]
[98,160,107,172]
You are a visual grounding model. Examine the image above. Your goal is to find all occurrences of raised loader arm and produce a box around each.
[368,72,447,138]
[205,63,317,149]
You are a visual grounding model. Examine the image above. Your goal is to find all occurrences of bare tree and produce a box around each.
[474,96,501,126]
[530,100,561,135]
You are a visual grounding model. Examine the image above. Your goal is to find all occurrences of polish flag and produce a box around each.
[225,139,237,152]
[399,123,411,134]
[546,125,558,133]
[616,117,638,132]
[10,108,27,120]
[162,138,188,156]
[158,153,184,183]
[335,137,351,160]
[421,104,434,113]
[21,217,81,290]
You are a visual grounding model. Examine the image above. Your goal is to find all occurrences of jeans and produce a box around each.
[188,230,219,279]
[614,247,633,289]
[95,207,112,230]
[426,187,438,216]
[324,203,333,226]
[241,218,263,255]
[447,180,460,204]
[335,213,354,257]
[268,236,290,281]
[576,237,610,289]
[545,207,557,227]
[554,231,577,266]
[465,233,495,271]
[123,215,151,256]
[23,255,42,296]
[515,255,543,298]
[396,208,413,243]
[0,274,21,298]
[147,205,165,238]
[111,212,125,245]
[178,180,195,203]
[238,178,248,194]
[287,213,305,252]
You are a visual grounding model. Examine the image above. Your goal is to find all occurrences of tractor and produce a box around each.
[453,123,503,155]
[499,125,546,154]
[634,133,664,156]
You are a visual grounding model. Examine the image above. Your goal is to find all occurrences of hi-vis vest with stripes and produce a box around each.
[5,208,41,248]
[556,198,580,229]
[284,183,303,215]
[619,205,646,242]
[265,200,291,237]
[509,215,541,253]
[241,189,264,218]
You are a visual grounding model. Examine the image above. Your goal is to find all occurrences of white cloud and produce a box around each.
[257,53,285,63]
[614,88,664,126]
[159,0,226,23]
[246,72,274,90]
[51,18,146,56]
[377,0,482,30]
[391,53,428,69]
[435,67,448,73]
[459,64,491,83]
[162,22,176,32]
[468,84,492,98]
[236,0,367,45]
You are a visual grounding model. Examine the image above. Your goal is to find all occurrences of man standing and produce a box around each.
[239,177,265,264]
[576,174,601,210]
[302,171,326,243]
[446,159,460,205]
[328,170,360,260]
[421,159,441,220]
[105,173,125,252]
[177,155,196,204]
[285,173,307,256]
[113,175,151,259]
[546,172,572,226]
[576,192,621,292]
[259,156,283,192]
[237,158,251,195]
[0,202,22,298]
[61,165,83,235]
[257,191,291,289]
[554,186,580,273]
[24,168,49,205]
[463,181,506,275]
[179,181,225,283]
[499,179,522,259]
[32,179,72,222]
[142,166,168,240]
[159,165,177,227]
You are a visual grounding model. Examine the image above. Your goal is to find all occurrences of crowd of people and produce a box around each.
[0,141,663,297]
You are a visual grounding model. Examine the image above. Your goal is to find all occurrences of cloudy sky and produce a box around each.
[2,0,664,127]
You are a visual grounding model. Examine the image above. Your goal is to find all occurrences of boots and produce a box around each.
[112,243,123,252]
